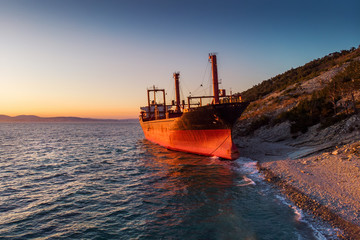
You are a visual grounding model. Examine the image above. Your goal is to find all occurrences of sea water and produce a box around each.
[0,121,339,239]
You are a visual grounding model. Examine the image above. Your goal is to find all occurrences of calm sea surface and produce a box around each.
[0,121,339,239]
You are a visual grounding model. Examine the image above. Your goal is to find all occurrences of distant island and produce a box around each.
[0,115,133,123]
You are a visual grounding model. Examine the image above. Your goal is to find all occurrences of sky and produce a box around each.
[0,0,359,119]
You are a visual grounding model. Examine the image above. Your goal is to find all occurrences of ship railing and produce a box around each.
[186,95,242,109]
[140,109,183,122]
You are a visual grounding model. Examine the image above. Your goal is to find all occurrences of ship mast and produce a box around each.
[209,53,219,104]
[173,72,181,113]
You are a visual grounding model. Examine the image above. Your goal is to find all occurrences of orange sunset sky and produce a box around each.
[1,0,359,119]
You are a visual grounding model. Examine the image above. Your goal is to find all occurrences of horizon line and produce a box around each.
[0,114,138,121]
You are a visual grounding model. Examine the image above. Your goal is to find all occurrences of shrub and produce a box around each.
[319,113,351,129]
[244,115,271,135]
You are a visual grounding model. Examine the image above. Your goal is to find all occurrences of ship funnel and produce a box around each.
[209,53,219,104]
[173,72,181,112]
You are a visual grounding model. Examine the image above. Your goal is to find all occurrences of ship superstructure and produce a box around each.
[139,54,249,160]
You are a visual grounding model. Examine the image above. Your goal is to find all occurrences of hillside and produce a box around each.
[240,47,360,102]
[234,46,360,238]
[236,46,360,136]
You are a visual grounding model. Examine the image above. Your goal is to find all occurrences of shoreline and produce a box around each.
[235,114,360,239]
[236,139,360,239]
[257,164,360,239]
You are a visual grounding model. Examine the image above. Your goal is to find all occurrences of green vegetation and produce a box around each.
[275,92,334,133]
[279,60,360,133]
[240,46,360,135]
[240,47,360,102]
[242,115,271,135]
[331,60,360,113]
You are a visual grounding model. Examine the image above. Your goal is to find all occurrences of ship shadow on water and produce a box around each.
[137,139,247,239]
[139,139,235,197]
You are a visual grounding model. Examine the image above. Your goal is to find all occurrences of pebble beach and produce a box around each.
[236,113,360,239]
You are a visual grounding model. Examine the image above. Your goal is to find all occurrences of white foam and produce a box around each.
[206,156,220,165]
[237,176,256,187]
[309,224,327,240]
[275,195,329,240]
[243,176,256,185]
[291,205,304,222]
[242,162,258,175]
[233,157,337,240]
[235,157,258,175]
[275,195,304,222]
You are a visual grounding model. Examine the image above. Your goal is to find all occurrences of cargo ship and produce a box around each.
[139,54,249,160]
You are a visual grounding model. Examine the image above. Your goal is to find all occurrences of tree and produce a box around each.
[326,79,341,114]
[335,61,360,113]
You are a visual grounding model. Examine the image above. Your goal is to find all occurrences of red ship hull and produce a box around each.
[140,118,239,159]
[139,103,249,160]
[139,54,249,160]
